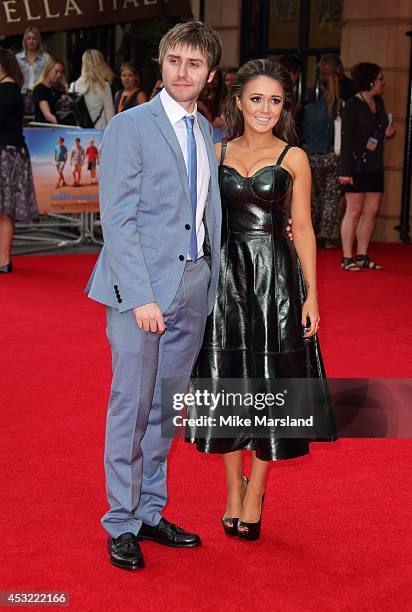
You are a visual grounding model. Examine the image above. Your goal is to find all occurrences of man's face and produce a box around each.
[161,44,215,108]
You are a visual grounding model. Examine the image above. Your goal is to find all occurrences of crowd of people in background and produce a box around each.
[0,25,396,274]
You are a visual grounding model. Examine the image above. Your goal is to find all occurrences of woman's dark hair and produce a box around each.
[352,62,381,92]
[225,59,298,144]
[0,47,24,88]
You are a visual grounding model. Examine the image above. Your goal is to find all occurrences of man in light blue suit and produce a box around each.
[85,22,223,570]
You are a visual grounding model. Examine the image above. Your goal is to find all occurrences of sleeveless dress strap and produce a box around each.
[220,140,227,165]
[276,144,292,167]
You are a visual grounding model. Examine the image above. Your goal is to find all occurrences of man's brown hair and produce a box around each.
[158,21,222,71]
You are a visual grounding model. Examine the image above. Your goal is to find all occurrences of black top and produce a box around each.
[341,74,355,102]
[0,82,25,147]
[114,89,141,114]
[32,83,62,123]
[340,95,388,176]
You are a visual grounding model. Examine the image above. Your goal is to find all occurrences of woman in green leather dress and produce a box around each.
[189,60,336,540]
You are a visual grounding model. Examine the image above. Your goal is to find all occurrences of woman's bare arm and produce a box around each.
[288,147,319,337]
[39,100,57,124]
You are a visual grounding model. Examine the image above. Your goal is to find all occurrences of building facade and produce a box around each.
[202,0,412,243]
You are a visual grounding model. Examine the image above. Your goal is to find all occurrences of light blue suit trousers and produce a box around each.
[102,258,210,537]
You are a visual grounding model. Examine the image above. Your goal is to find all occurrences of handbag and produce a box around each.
[69,83,103,128]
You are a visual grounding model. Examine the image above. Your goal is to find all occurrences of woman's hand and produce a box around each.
[339,176,353,185]
[285,217,293,241]
[385,126,396,138]
[302,296,320,338]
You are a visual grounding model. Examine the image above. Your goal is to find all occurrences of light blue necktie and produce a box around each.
[183,115,198,261]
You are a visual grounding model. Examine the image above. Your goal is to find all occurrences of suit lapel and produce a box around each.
[150,95,190,204]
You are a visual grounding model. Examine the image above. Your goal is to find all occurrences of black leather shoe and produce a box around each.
[139,518,201,548]
[108,532,145,570]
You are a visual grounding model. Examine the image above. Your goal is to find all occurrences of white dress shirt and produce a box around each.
[160,87,210,259]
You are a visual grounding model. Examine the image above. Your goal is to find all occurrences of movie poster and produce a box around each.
[24,127,104,214]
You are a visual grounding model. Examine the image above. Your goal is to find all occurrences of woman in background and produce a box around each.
[0,49,37,273]
[149,78,163,100]
[198,68,226,122]
[303,71,342,248]
[70,49,115,128]
[16,27,50,113]
[339,62,395,271]
[114,62,147,114]
[32,57,66,124]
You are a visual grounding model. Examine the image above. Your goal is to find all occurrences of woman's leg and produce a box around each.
[0,213,15,266]
[356,192,382,255]
[223,450,245,524]
[340,192,365,258]
[239,451,268,527]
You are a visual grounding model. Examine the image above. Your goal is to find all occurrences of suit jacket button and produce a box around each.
[179,255,185,261]
[114,285,118,289]
[118,298,122,303]
[185,224,191,230]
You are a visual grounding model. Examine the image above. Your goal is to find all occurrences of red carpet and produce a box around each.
[1,244,411,611]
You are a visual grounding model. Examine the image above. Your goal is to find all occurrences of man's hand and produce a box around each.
[286,217,293,241]
[133,302,166,334]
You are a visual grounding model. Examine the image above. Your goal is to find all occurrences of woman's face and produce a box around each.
[25,33,39,52]
[370,71,385,96]
[121,68,138,90]
[236,75,285,134]
[48,63,64,84]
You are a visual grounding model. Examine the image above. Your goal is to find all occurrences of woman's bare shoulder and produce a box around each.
[286,146,310,167]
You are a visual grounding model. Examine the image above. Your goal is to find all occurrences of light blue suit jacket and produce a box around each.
[85,93,222,315]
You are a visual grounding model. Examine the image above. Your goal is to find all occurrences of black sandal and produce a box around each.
[0,261,12,273]
[341,257,361,272]
[238,494,265,541]
[222,475,249,536]
[355,255,383,270]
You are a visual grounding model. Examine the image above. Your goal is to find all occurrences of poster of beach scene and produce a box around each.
[24,127,104,214]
